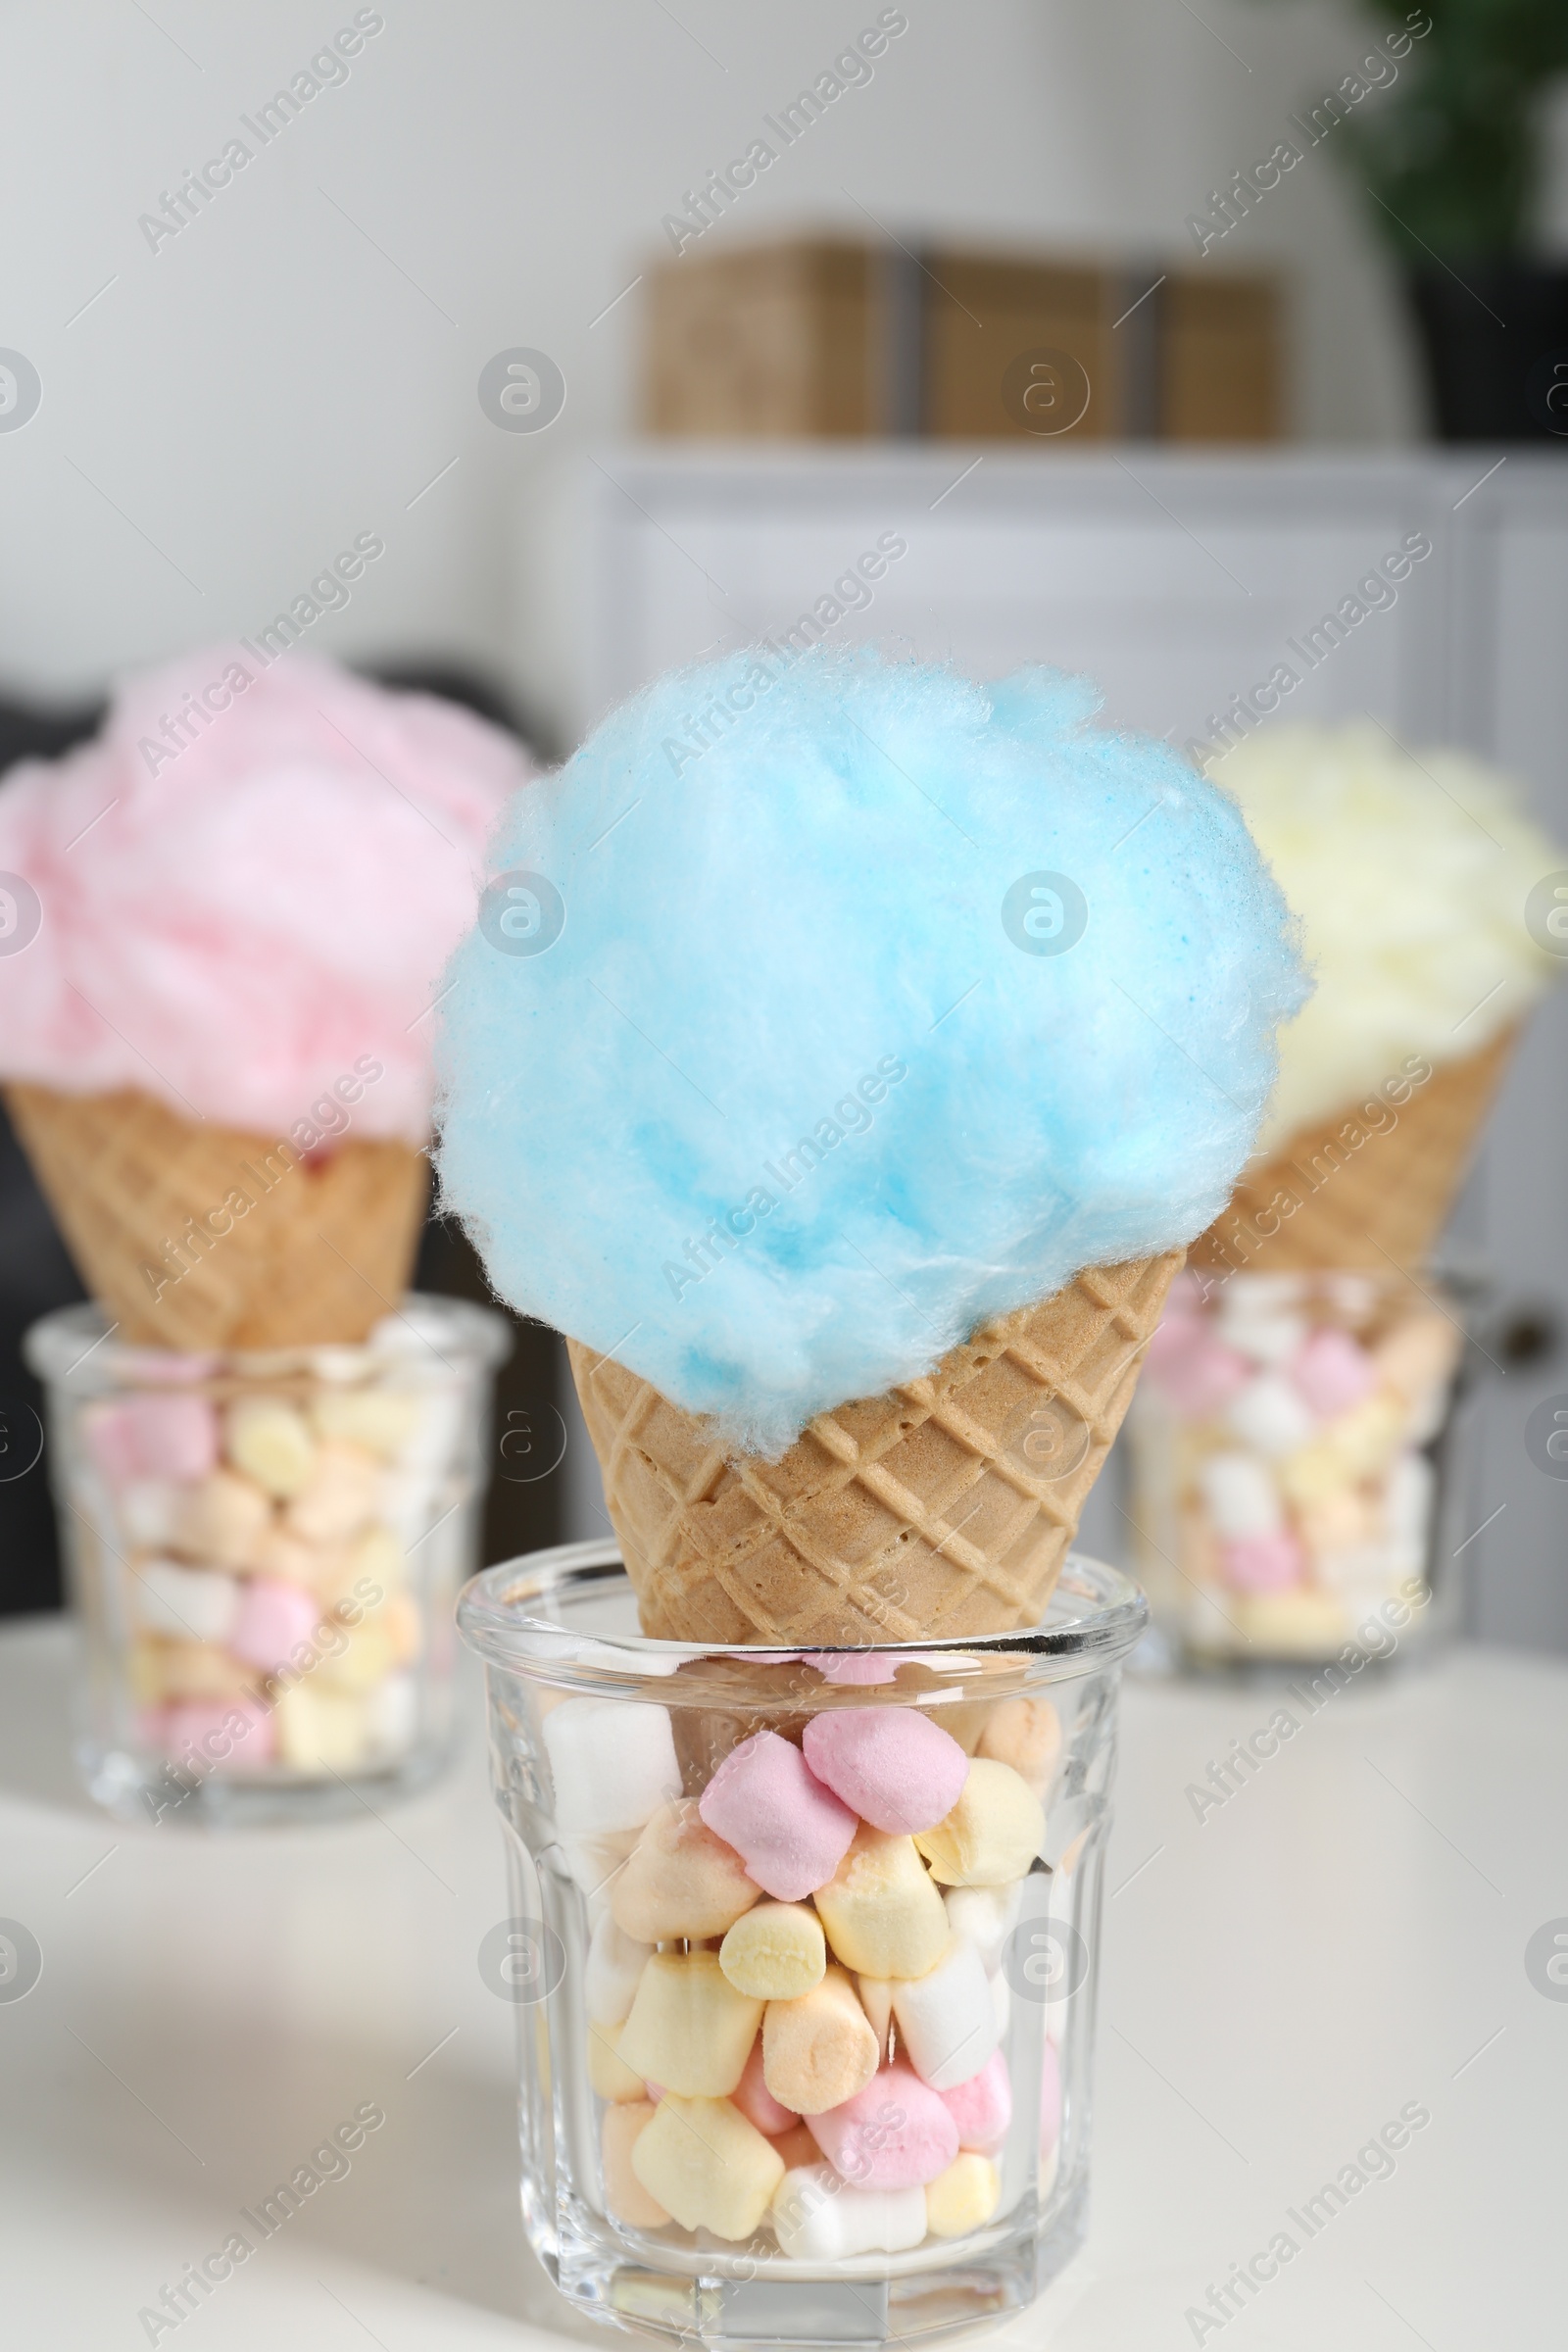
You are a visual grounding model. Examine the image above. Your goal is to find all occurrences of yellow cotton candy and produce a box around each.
[813,1824,950,1979]
[630,2095,784,2239]
[925,2152,1001,2236]
[914,1759,1045,1886]
[719,1902,826,2001]
[616,1950,761,2098]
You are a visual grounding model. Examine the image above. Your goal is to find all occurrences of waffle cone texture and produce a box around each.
[570,1250,1184,1644]
[6,1083,428,1350]
[1190,1030,1515,1278]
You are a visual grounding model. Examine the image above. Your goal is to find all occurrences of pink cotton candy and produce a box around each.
[698,1730,857,1901]
[1291,1327,1377,1420]
[0,647,529,1139]
[1041,2038,1061,2160]
[802,1707,968,1836]
[1146,1320,1250,1419]
[941,2049,1012,2153]
[808,2061,958,2190]
[1219,1531,1302,1593]
[228,1577,322,1674]
[732,2036,799,2137]
[86,1394,217,1488]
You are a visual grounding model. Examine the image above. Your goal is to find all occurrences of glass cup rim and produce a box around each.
[457,1540,1149,1700]
[22,1292,513,1391]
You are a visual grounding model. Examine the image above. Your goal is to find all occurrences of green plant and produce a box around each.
[1335,2,1568,259]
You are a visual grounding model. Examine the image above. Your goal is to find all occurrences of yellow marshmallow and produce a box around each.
[283,1442,380,1544]
[813,1824,950,1979]
[611,1801,761,1943]
[630,2096,784,2240]
[602,2100,669,2227]
[719,1902,825,2001]
[617,1950,762,2097]
[925,2153,1001,2236]
[761,1966,879,2116]
[313,1388,420,1458]
[314,1610,399,1693]
[976,1697,1061,1795]
[588,2020,651,2103]
[224,1397,317,1498]
[857,1973,894,2062]
[1279,1392,1405,1506]
[1231,1588,1351,1656]
[914,1759,1045,1886]
[129,1636,253,1704]
[172,1470,270,1570]
[273,1682,368,1771]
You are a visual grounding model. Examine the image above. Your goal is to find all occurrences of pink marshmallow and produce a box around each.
[802,1707,969,1836]
[732,2036,799,2138]
[1041,2039,1061,2160]
[228,1577,323,1674]
[940,2048,1012,2153]
[1291,1327,1377,1420]
[806,1652,908,1686]
[1145,1323,1250,1419]
[698,1730,857,1900]
[86,1394,218,1487]
[163,1694,276,1773]
[808,2061,959,2190]
[1218,1531,1302,1593]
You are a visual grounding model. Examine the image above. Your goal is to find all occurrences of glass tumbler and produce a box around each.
[25,1293,510,1824]
[458,1541,1148,2350]
[1124,1265,1486,1671]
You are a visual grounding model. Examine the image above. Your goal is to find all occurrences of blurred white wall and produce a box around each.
[0,0,1429,712]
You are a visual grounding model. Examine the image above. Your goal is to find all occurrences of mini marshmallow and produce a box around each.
[131,1559,240,1645]
[940,2048,1011,2152]
[801,1707,969,1836]
[1218,1531,1302,1594]
[171,1470,270,1569]
[914,1760,1045,1887]
[229,1576,324,1675]
[609,1799,760,1943]
[119,1479,181,1549]
[159,1692,275,1773]
[588,2021,651,2103]
[719,1901,826,2002]
[561,1828,639,1920]
[807,2060,958,2189]
[1197,1450,1282,1541]
[857,1974,893,2062]
[976,1698,1060,1795]
[771,2122,820,2172]
[890,1937,1000,2090]
[1145,1322,1250,1420]
[1372,1311,1460,1403]
[943,1880,1025,1977]
[699,1730,858,1900]
[273,1681,369,1771]
[732,2035,799,2138]
[925,2152,1001,2236]
[814,1824,951,1980]
[617,1950,761,2098]
[224,1397,317,1497]
[90,1393,219,1486]
[1219,1307,1307,1367]
[543,1697,681,1838]
[130,1636,252,1704]
[761,1965,879,2116]
[1226,1372,1317,1457]
[312,1387,420,1458]
[1384,1451,1434,1546]
[365,1670,418,1756]
[771,2164,927,2260]
[630,2095,784,2240]
[586,1914,653,2029]
[1232,1587,1349,1654]
[602,2100,668,2227]
[1279,1392,1405,1505]
[283,1441,380,1544]
[314,1607,398,1693]
[1291,1326,1377,1419]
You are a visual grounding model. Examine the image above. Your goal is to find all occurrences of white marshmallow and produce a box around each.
[543,1697,681,1838]
[562,1829,639,1921]
[771,2165,927,2259]
[1198,1451,1283,1540]
[365,1671,419,1757]
[119,1479,181,1549]
[131,1559,240,1644]
[1403,1382,1449,1446]
[1220,1310,1307,1368]
[944,1882,1025,1978]
[587,1913,653,2028]
[890,1937,1000,2092]
[1225,1373,1316,1457]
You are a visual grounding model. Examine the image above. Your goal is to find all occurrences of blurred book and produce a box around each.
[643,237,1282,443]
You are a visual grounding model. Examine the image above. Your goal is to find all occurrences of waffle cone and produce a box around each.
[569,1251,1184,1644]
[6,1083,428,1350]
[1190,1030,1515,1277]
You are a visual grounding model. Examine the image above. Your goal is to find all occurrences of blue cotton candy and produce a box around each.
[436,648,1306,1456]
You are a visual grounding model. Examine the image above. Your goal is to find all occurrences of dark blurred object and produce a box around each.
[0,662,555,1617]
[644,237,1282,443]
[1408,268,1568,441]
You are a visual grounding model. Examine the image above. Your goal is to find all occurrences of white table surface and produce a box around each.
[1,1617,1561,2350]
